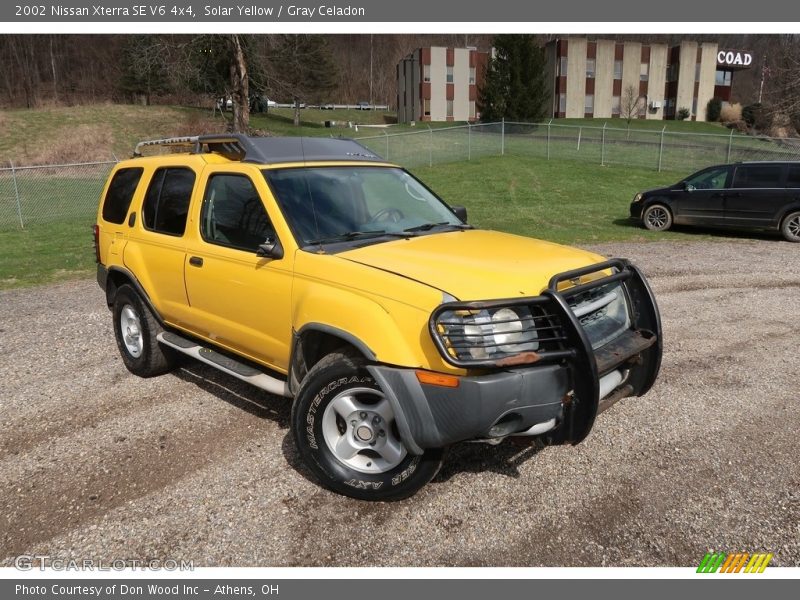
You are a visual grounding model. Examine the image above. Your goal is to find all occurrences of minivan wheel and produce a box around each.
[112,284,175,377]
[291,350,443,500]
[781,211,800,242]
[642,204,673,231]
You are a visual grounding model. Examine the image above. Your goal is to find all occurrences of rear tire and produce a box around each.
[642,204,673,232]
[291,350,443,500]
[112,284,175,378]
[780,211,800,242]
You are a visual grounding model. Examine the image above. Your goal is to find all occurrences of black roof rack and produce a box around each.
[132,134,385,164]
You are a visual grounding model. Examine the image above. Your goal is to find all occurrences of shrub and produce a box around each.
[720,102,742,123]
[742,102,762,127]
[706,97,723,122]
[677,107,691,121]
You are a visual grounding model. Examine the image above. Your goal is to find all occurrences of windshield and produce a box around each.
[263,166,464,246]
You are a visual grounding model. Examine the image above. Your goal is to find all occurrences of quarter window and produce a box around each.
[201,174,276,252]
[786,165,800,188]
[732,165,783,189]
[102,167,143,224]
[142,167,195,236]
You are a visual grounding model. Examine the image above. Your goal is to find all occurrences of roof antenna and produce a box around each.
[299,137,323,253]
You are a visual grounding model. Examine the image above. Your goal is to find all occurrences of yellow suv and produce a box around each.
[95,134,662,500]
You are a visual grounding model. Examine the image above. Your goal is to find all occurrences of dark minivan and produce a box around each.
[630,161,800,242]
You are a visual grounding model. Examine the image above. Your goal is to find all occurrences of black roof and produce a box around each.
[133,134,385,164]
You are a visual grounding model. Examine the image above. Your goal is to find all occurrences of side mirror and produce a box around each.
[683,182,695,192]
[451,205,468,223]
[256,237,284,260]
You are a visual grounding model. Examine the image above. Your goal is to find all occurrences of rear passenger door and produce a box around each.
[122,166,196,322]
[725,164,787,227]
[182,170,294,373]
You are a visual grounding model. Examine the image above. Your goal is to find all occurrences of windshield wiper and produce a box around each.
[307,230,406,245]
[402,222,472,233]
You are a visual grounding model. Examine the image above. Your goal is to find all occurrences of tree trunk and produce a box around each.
[230,34,250,134]
[294,99,301,127]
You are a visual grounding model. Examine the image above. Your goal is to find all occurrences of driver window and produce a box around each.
[201,174,276,252]
[686,167,729,190]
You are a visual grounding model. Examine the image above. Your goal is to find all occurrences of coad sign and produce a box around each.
[717,51,752,66]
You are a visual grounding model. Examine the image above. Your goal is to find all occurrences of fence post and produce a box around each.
[601,123,607,166]
[383,130,389,160]
[658,126,666,172]
[500,118,505,156]
[468,122,472,161]
[428,125,433,167]
[547,119,552,160]
[727,128,734,163]
[577,127,582,151]
[9,160,24,229]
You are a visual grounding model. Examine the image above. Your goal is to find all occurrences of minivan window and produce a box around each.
[732,165,783,189]
[142,167,195,236]
[786,165,800,188]
[685,166,729,190]
[102,168,143,224]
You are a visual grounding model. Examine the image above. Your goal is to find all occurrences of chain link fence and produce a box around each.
[3,122,800,231]
[0,161,116,231]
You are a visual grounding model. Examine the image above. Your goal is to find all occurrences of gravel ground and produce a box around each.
[1,239,798,567]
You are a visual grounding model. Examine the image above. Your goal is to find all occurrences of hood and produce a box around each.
[338,229,606,301]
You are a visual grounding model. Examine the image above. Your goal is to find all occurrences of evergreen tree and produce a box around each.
[478,35,548,123]
[270,35,338,126]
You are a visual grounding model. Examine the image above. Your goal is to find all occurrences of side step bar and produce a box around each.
[157,332,291,398]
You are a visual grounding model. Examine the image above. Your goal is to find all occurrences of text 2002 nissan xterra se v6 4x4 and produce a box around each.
[95,135,662,500]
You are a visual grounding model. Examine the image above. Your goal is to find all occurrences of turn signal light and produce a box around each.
[415,370,460,388]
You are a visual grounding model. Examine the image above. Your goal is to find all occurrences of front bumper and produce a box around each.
[629,201,644,220]
[369,259,662,454]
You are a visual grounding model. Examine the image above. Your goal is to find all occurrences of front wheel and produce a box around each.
[781,211,800,242]
[642,203,673,232]
[291,350,443,500]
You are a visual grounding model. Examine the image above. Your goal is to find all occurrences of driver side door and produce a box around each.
[672,165,731,226]
[182,168,294,373]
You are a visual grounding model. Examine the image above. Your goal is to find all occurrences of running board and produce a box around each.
[157,332,290,397]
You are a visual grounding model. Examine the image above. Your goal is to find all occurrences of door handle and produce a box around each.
[189,256,204,267]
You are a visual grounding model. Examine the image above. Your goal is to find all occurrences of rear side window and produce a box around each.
[142,167,196,236]
[732,165,784,189]
[102,168,143,224]
[786,166,800,188]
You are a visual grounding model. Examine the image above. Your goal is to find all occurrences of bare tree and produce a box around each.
[621,85,641,126]
[229,35,250,133]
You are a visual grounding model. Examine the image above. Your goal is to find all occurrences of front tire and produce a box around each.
[112,284,175,378]
[781,211,800,242]
[291,350,443,500]
[642,203,673,232]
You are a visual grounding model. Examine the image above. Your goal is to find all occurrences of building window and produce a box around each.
[586,58,595,78]
[558,94,566,113]
[446,66,454,83]
[559,56,568,76]
[469,67,476,84]
[666,63,677,82]
[614,60,622,80]
[446,99,454,118]
[692,97,698,115]
[640,62,649,81]
[469,100,476,119]
[584,94,594,113]
[423,64,430,83]
[715,70,732,86]
[423,98,430,116]
[695,63,701,82]
[612,96,621,115]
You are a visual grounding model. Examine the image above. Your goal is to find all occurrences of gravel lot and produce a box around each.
[1,239,798,567]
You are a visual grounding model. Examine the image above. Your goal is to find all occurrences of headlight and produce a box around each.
[436,306,541,362]
[570,282,631,349]
[632,193,643,203]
